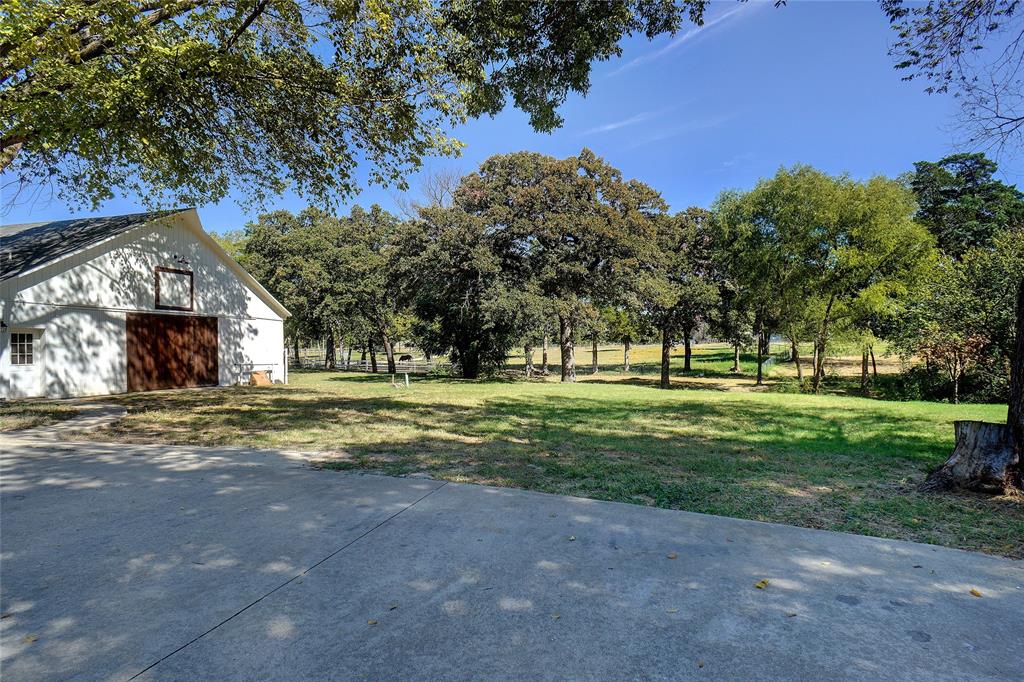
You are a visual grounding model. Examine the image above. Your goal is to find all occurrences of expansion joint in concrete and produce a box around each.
[129,480,449,680]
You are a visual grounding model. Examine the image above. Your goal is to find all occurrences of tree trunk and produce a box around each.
[325,330,336,369]
[525,345,535,377]
[755,328,765,386]
[861,350,869,392]
[1,141,23,173]
[683,331,692,372]
[381,331,396,374]
[368,336,378,373]
[623,339,631,373]
[920,421,1018,494]
[346,347,352,368]
[460,345,481,379]
[731,343,740,373]
[559,315,576,383]
[293,336,301,369]
[812,298,835,394]
[542,335,549,375]
[789,337,798,363]
[591,336,599,374]
[811,335,827,393]
[660,327,671,389]
[360,345,367,368]
[1006,276,1024,492]
[869,346,878,379]
[793,341,803,382]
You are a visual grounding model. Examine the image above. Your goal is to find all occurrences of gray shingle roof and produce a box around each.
[1,209,187,281]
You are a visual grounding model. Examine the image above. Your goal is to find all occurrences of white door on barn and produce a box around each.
[6,328,44,398]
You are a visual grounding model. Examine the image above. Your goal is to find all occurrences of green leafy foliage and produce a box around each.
[1,0,701,209]
[602,306,649,347]
[212,229,248,261]
[455,148,666,381]
[893,226,1024,403]
[241,204,406,368]
[909,153,1024,258]
[392,206,529,378]
[642,206,721,384]
[241,208,342,343]
[715,166,936,391]
[891,153,1024,404]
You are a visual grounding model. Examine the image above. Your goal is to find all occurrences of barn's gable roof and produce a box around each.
[1,208,290,319]
[1,209,183,281]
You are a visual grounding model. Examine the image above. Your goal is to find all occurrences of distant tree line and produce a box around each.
[234,149,1022,405]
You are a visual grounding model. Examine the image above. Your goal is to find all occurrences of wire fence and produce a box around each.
[288,341,795,376]
[287,347,442,374]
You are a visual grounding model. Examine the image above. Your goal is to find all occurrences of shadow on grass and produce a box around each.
[578,376,745,392]
[104,382,964,468]
[98,382,1022,556]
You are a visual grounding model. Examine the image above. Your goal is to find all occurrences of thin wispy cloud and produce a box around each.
[609,2,760,76]
[706,152,756,174]
[625,114,735,149]
[578,107,674,136]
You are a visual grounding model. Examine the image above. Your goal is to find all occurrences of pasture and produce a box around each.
[87,344,1020,558]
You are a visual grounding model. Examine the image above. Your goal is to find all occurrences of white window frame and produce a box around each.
[9,331,35,366]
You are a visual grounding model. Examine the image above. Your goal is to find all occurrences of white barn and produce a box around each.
[1,208,289,399]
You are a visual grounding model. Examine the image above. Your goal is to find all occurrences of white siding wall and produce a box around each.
[218,316,285,387]
[1,210,286,399]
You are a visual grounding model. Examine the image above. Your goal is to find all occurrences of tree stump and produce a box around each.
[919,421,1018,494]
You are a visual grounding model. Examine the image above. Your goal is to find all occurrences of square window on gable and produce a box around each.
[155,267,194,311]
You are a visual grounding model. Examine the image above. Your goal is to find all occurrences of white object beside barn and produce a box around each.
[0,208,290,399]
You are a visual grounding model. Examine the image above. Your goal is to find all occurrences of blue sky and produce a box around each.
[4,1,1020,234]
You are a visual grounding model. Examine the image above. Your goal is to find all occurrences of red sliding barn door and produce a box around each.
[126,313,218,392]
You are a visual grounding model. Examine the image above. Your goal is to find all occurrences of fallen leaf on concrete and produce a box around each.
[22,635,38,644]
[697,661,705,668]
[568,536,576,541]
[666,608,679,614]
[0,613,11,620]
[754,579,770,589]
[667,553,677,560]
[969,589,982,598]
[551,613,560,620]
[786,613,798,618]
[388,604,399,611]
[367,620,378,625]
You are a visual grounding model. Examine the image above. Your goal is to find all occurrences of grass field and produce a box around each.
[422,341,905,394]
[90,368,1022,558]
[0,403,79,432]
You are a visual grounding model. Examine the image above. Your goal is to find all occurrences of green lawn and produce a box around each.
[507,341,909,395]
[96,370,1023,558]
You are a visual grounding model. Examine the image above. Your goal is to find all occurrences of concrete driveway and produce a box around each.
[1,436,1022,681]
